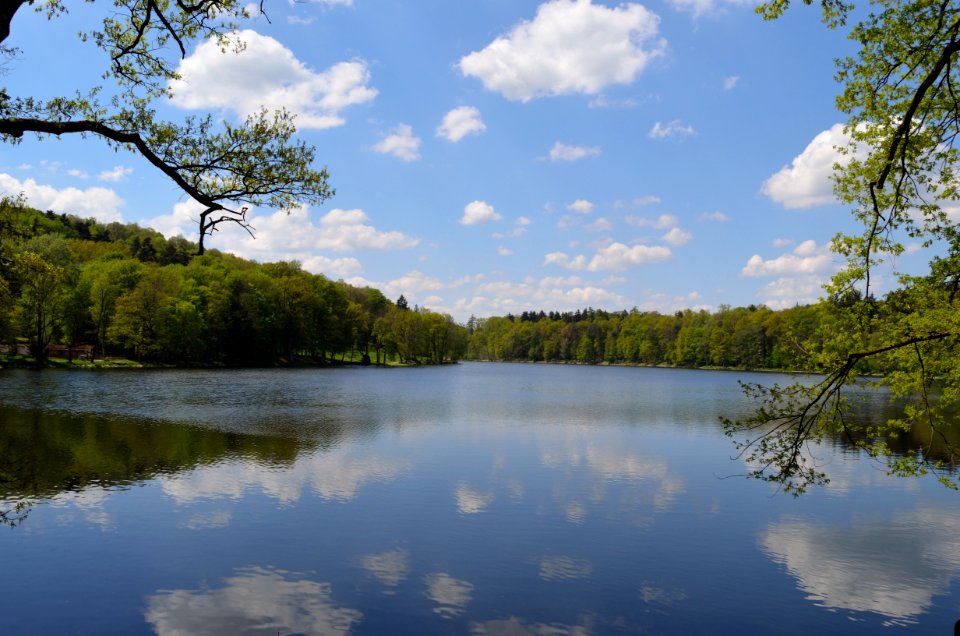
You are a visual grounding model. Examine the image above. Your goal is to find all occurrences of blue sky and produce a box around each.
[1,0,923,320]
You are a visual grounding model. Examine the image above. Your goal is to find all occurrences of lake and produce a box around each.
[0,362,958,635]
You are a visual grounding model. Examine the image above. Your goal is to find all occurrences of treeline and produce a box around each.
[465,304,838,371]
[0,198,467,366]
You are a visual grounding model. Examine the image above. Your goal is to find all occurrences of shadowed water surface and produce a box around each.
[0,363,958,634]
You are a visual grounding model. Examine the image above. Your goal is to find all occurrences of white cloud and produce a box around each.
[461,200,503,225]
[345,270,445,305]
[373,124,421,161]
[147,200,201,240]
[97,165,133,182]
[723,75,740,91]
[762,123,855,209]
[436,106,486,142]
[626,213,678,229]
[451,275,632,318]
[458,0,665,102]
[648,119,695,139]
[587,242,671,271]
[148,204,416,276]
[741,239,834,277]
[756,275,825,309]
[698,211,728,222]
[585,217,613,232]
[286,15,316,25]
[544,251,587,270]
[567,199,594,214]
[633,195,661,206]
[66,168,89,179]
[170,29,376,129]
[772,238,795,248]
[0,173,124,222]
[742,240,837,307]
[548,142,601,162]
[661,227,692,246]
[492,221,529,239]
[497,246,513,256]
[667,0,758,19]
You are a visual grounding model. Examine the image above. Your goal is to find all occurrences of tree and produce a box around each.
[13,234,76,363]
[0,1,332,254]
[724,0,960,493]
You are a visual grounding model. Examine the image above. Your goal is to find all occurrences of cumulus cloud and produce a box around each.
[452,275,632,317]
[698,211,729,222]
[345,270,446,307]
[492,216,532,239]
[648,119,695,139]
[97,165,133,182]
[761,123,855,209]
[585,217,613,232]
[0,173,124,222]
[461,200,503,225]
[587,242,671,271]
[667,0,757,19]
[741,239,834,277]
[436,106,486,142]
[661,227,692,246]
[148,204,416,277]
[373,124,421,161]
[626,213,678,229]
[170,29,376,128]
[742,240,837,307]
[544,252,587,270]
[756,276,825,309]
[633,194,661,206]
[548,142,601,162]
[458,0,665,102]
[567,199,594,214]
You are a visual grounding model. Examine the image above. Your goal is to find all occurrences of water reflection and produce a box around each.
[360,549,410,589]
[760,505,960,623]
[160,451,410,505]
[469,616,594,635]
[456,484,495,514]
[145,566,362,636]
[424,572,474,618]
[539,555,593,582]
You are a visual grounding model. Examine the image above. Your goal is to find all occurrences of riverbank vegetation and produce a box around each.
[463,305,835,372]
[0,198,467,367]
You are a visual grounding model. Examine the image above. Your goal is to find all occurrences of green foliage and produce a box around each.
[725,0,960,493]
[0,1,332,252]
[465,304,826,370]
[0,203,467,367]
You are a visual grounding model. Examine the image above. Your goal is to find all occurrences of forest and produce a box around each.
[0,195,916,377]
[0,197,467,367]
[463,303,839,372]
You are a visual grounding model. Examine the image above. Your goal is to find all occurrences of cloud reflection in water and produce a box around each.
[760,505,960,622]
[145,566,362,635]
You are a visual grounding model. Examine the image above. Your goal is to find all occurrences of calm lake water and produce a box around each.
[0,362,958,635]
